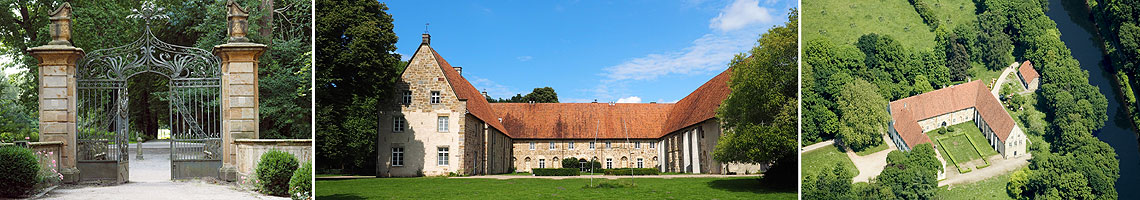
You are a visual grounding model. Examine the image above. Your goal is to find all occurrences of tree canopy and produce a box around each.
[713,9,798,187]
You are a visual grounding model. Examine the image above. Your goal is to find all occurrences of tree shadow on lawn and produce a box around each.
[706,178,795,194]
[316,193,367,200]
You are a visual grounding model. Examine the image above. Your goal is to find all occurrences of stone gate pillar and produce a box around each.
[28,3,83,184]
[214,1,266,181]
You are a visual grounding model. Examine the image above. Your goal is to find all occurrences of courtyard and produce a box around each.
[929,121,999,173]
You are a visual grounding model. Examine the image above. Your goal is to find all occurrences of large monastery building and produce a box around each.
[886,80,1029,159]
[375,34,764,177]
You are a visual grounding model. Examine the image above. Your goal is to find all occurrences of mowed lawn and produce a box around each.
[804,0,936,50]
[939,134,983,163]
[316,177,796,199]
[937,173,1014,200]
[801,145,857,178]
[926,0,978,29]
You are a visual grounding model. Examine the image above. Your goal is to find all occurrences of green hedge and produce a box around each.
[0,146,39,198]
[289,162,312,200]
[256,150,299,197]
[603,168,659,175]
[532,168,578,176]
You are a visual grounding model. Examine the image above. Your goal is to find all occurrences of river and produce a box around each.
[1047,0,1140,197]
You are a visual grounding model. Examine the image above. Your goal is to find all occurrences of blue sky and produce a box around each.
[382,0,795,103]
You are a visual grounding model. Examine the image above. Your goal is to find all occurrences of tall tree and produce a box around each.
[315,0,402,174]
[523,87,558,103]
[713,9,798,186]
[836,78,890,151]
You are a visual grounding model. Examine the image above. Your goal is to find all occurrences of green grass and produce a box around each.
[316,177,795,199]
[940,134,982,163]
[801,145,857,178]
[854,142,889,156]
[930,121,998,157]
[936,173,1014,200]
[969,63,1005,88]
[925,0,978,30]
[489,172,533,176]
[804,0,936,50]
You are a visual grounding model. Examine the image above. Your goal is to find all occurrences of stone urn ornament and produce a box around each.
[47,2,72,46]
[226,0,250,43]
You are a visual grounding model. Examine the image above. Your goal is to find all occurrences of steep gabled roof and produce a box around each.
[662,68,733,135]
[491,103,673,139]
[429,47,508,134]
[888,80,1017,149]
[1018,60,1039,82]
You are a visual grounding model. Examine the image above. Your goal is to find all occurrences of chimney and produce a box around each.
[592,99,598,103]
[453,66,462,75]
[422,33,430,45]
[481,90,487,97]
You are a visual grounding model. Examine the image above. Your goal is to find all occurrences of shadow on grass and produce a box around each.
[706,178,795,194]
[316,193,367,200]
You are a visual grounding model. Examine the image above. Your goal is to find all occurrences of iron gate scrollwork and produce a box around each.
[76,2,224,181]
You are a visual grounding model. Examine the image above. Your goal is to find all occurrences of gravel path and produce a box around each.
[991,62,1020,97]
[801,140,835,153]
[37,141,285,200]
[938,154,1030,187]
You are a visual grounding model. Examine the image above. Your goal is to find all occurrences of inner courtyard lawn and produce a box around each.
[936,173,1014,200]
[315,177,795,199]
[802,145,857,178]
[804,0,935,49]
[939,134,984,164]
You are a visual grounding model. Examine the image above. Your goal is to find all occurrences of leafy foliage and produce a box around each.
[836,79,890,151]
[532,168,578,176]
[0,146,39,198]
[315,0,402,175]
[712,9,797,186]
[485,87,559,103]
[877,144,940,200]
[802,163,855,200]
[289,162,312,200]
[256,150,300,197]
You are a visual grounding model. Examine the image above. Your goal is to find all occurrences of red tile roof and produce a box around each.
[430,47,508,134]
[662,68,733,135]
[1018,60,1039,82]
[888,80,1016,149]
[491,103,674,139]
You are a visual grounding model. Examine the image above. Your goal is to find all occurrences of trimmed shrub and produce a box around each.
[0,146,40,197]
[561,157,579,169]
[532,168,578,176]
[256,150,299,196]
[289,162,312,200]
[603,168,659,175]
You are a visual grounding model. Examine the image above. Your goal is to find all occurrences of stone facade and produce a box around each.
[916,108,975,132]
[214,43,266,173]
[28,44,84,183]
[233,139,312,184]
[376,36,513,177]
[1018,72,1040,91]
[511,139,660,171]
[661,119,765,174]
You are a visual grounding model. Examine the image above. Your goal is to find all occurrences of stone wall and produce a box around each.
[28,45,84,182]
[233,139,312,181]
[1,142,64,179]
[377,43,469,177]
[916,108,975,132]
[511,139,660,172]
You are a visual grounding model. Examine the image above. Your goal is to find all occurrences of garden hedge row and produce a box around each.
[532,168,579,176]
[603,168,659,175]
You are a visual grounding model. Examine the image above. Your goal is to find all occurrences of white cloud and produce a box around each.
[516,56,533,62]
[469,76,520,100]
[709,0,775,32]
[616,96,642,103]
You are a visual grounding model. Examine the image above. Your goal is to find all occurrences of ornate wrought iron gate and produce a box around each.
[76,3,224,181]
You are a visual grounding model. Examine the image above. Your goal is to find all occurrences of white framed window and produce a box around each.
[635,141,641,149]
[589,142,595,149]
[650,142,655,149]
[437,147,449,166]
[539,159,546,168]
[391,147,404,166]
[437,116,449,132]
[392,117,405,132]
[606,141,612,149]
[569,142,575,150]
[606,158,613,169]
[529,142,535,150]
[402,90,412,105]
[549,142,555,150]
[637,158,644,168]
[430,91,442,104]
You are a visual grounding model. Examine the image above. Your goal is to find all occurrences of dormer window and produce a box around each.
[430,91,441,104]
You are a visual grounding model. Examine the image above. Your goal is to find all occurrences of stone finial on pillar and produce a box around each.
[225,0,250,43]
[48,2,73,46]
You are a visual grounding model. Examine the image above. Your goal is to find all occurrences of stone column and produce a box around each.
[28,2,83,184]
[658,140,665,172]
[692,130,701,173]
[682,131,690,173]
[215,1,266,181]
